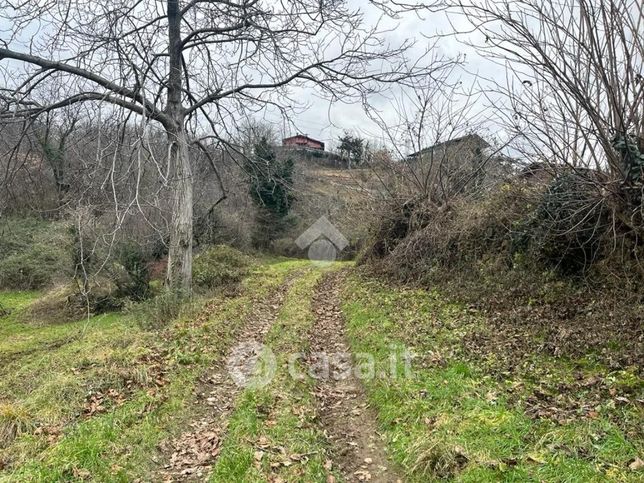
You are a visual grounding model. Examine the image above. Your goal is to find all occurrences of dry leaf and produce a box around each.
[629,457,644,471]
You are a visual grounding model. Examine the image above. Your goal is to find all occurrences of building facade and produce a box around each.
[282,134,325,151]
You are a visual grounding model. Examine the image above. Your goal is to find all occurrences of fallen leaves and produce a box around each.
[157,276,296,481]
[163,422,221,479]
[82,388,125,417]
[306,272,401,482]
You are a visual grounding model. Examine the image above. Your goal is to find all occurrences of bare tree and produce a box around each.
[0,0,432,292]
[364,59,513,205]
[458,0,644,230]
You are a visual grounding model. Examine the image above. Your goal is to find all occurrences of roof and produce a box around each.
[408,134,490,159]
[282,134,323,144]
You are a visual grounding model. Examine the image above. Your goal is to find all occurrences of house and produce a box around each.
[406,134,514,196]
[282,134,325,151]
[407,134,492,163]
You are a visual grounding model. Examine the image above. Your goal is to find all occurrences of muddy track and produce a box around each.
[307,271,402,483]
[157,272,301,482]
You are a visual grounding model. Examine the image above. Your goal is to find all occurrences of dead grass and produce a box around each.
[0,404,35,448]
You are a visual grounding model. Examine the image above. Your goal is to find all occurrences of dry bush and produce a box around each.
[361,174,644,366]
[367,181,539,281]
[368,170,643,285]
[404,439,468,479]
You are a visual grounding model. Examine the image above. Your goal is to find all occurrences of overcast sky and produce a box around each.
[271,1,500,151]
[0,0,507,154]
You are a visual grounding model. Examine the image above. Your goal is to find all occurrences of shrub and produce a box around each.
[0,247,58,289]
[513,172,610,274]
[0,217,71,290]
[270,237,303,258]
[193,245,253,291]
[369,183,535,282]
[126,290,188,330]
[113,242,151,301]
[358,199,416,262]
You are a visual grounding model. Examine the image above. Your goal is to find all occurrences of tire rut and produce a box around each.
[307,271,402,483]
[157,272,301,482]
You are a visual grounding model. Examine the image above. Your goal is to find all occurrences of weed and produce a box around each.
[0,404,34,447]
[193,245,254,291]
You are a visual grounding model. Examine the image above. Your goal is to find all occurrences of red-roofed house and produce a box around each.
[282,134,324,151]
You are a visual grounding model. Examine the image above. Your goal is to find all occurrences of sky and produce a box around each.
[270,0,501,151]
[0,0,508,154]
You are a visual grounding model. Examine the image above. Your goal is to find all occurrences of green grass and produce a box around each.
[0,259,306,482]
[210,265,342,482]
[340,274,643,482]
[3,262,640,482]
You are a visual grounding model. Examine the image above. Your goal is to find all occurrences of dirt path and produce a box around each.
[157,273,299,482]
[308,272,402,483]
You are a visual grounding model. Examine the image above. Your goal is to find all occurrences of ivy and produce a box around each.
[612,135,644,183]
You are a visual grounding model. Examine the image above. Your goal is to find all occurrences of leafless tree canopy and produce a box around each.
[459,0,644,173]
[0,0,433,291]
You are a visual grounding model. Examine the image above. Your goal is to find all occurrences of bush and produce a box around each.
[367,183,535,282]
[514,173,610,274]
[358,199,416,262]
[112,242,151,301]
[0,218,71,290]
[0,248,59,289]
[126,290,187,329]
[363,171,644,287]
[193,245,253,291]
[270,237,303,258]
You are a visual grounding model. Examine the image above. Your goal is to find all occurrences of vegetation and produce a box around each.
[341,274,642,481]
[0,218,71,290]
[193,245,254,292]
[246,137,296,248]
[0,260,302,481]
[0,0,642,481]
[210,266,339,482]
[338,132,365,168]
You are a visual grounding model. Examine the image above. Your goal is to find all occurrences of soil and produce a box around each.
[306,271,402,483]
[157,274,297,482]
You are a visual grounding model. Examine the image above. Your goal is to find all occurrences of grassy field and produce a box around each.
[341,274,643,482]
[0,260,304,481]
[1,261,641,482]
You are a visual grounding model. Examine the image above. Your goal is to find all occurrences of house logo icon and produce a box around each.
[295,216,349,264]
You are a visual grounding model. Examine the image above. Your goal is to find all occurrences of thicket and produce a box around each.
[0,218,71,290]
[246,137,296,248]
[360,168,643,365]
[362,167,642,285]
[193,244,253,291]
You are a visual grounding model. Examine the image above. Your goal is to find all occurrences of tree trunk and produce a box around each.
[164,0,193,294]
[165,127,193,293]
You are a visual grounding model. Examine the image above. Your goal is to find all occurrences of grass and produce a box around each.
[2,260,640,481]
[340,274,643,482]
[0,260,305,482]
[209,264,342,482]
